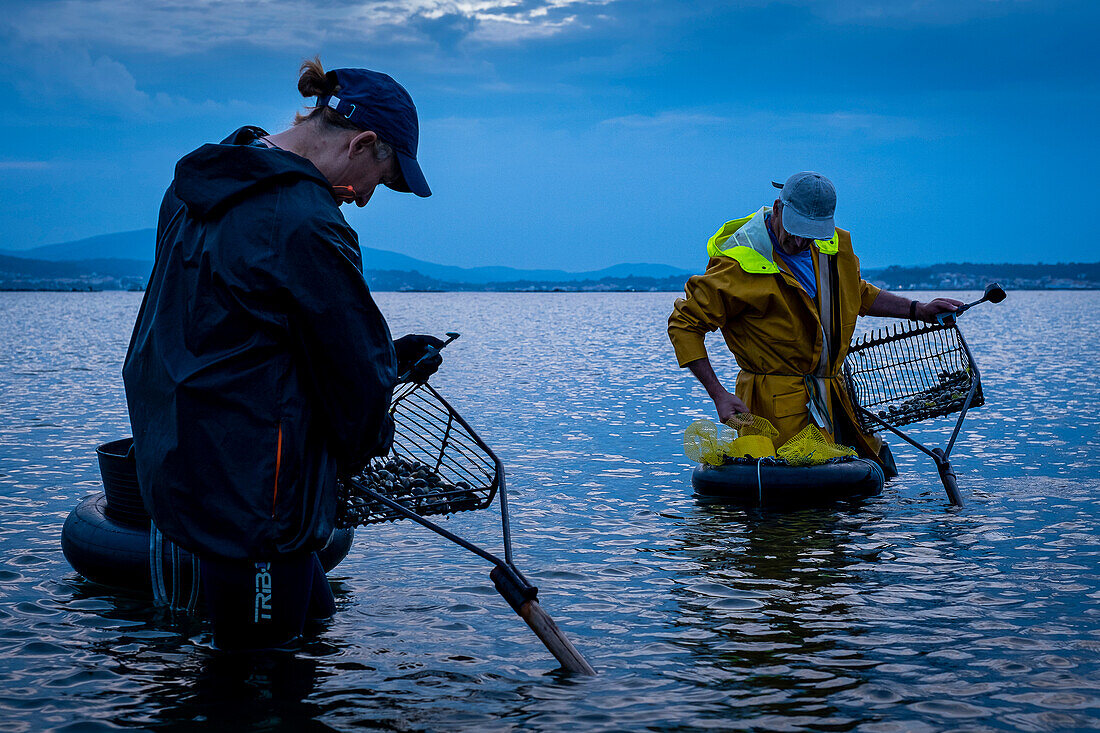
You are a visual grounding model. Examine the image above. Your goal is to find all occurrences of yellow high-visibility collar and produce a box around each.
[707,207,838,272]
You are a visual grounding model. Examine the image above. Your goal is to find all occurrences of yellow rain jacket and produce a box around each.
[668,207,884,460]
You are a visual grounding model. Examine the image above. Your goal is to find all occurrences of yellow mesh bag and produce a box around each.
[684,417,777,465]
[724,412,779,441]
[727,435,776,459]
[683,419,735,466]
[776,425,858,466]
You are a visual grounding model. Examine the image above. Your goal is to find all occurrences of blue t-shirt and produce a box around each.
[765,213,817,298]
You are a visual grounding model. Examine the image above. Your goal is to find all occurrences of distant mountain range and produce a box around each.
[0,229,692,285]
[3,230,156,263]
[2,229,1099,292]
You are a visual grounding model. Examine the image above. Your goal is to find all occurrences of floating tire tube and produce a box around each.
[62,493,354,593]
[692,458,885,507]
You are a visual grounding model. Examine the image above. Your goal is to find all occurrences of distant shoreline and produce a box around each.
[4,258,1100,293]
[4,238,1100,292]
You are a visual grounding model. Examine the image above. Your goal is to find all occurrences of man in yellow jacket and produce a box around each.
[668,172,962,473]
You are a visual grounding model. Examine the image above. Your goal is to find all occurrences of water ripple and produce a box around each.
[0,291,1099,730]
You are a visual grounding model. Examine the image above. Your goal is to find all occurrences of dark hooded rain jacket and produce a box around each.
[123,126,396,560]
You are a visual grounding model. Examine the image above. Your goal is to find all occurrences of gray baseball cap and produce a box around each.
[771,172,836,240]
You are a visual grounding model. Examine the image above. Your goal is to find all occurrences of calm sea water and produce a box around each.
[1,290,1098,732]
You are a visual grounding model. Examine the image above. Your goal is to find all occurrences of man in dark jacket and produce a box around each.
[123,62,441,649]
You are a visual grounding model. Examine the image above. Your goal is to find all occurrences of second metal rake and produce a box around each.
[842,284,1006,506]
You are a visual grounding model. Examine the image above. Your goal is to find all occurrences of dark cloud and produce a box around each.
[0,0,1096,265]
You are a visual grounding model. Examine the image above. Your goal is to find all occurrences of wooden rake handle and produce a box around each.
[491,565,596,675]
[517,599,597,676]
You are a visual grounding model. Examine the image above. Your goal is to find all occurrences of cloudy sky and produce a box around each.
[0,0,1096,270]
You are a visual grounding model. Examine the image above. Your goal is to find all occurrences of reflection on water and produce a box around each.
[666,509,864,726]
[1,290,1098,731]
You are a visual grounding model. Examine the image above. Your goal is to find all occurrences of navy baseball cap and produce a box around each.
[317,68,430,197]
[771,172,835,239]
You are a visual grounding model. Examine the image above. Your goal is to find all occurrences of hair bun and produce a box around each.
[297,57,339,98]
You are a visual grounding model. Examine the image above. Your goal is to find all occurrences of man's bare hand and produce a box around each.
[684,357,749,423]
[916,298,964,323]
[713,389,750,425]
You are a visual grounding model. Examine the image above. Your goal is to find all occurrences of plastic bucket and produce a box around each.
[96,438,149,527]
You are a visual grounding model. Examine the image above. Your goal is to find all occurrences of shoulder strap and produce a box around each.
[806,248,838,433]
[816,249,835,373]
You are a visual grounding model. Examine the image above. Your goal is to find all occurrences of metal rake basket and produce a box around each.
[336,381,501,527]
[327,337,596,674]
[843,320,984,434]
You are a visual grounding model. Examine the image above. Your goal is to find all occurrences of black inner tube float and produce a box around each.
[62,438,353,593]
[692,457,885,508]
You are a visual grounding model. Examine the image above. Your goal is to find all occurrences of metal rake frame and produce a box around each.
[843,319,984,506]
[338,381,501,526]
[334,376,594,673]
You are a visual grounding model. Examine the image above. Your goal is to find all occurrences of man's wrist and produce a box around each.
[709,386,734,404]
[909,300,919,320]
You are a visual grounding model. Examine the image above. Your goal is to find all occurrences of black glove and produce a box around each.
[393,334,446,383]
